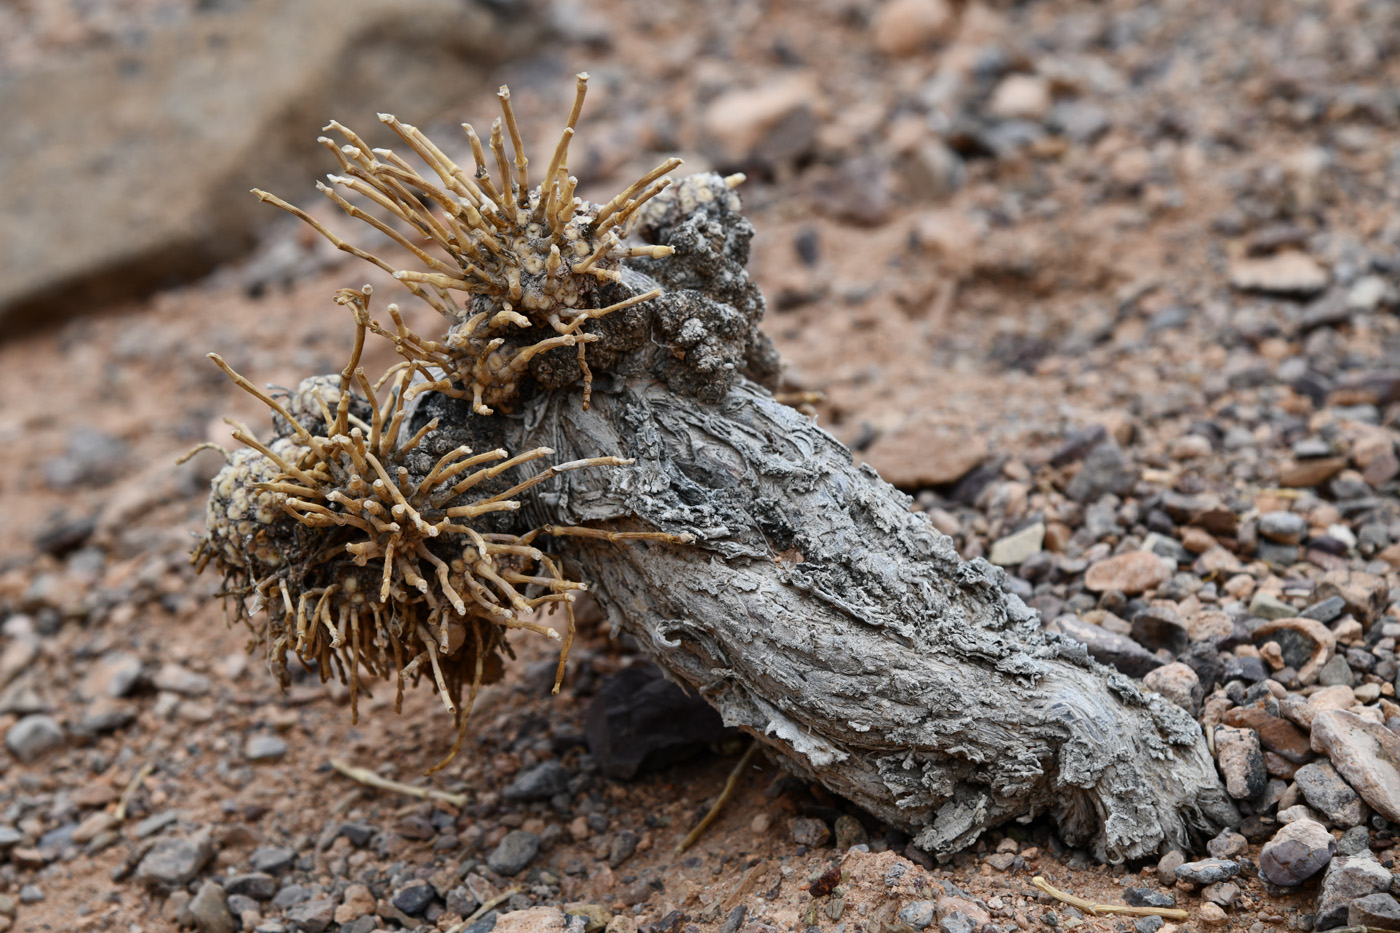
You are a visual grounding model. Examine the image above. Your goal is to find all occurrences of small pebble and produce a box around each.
[243,734,288,762]
[1173,858,1239,885]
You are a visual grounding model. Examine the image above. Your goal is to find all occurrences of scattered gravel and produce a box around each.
[6,0,1400,930]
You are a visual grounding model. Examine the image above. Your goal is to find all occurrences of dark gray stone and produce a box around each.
[1049,100,1109,144]
[1295,761,1366,827]
[1315,855,1393,930]
[485,830,539,876]
[1337,826,1372,857]
[226,894,258,917]
[1049,615,1163,678]
[272,884,309,909]
[131,810,180,839]
[502,761,570,802]
[1259,818,1335,886]
[608,829,640,869]
[5,715,64,762]
[224,872,276,901]
[1065,441,1138,503]
[1215,726,1267,800]
[1221,654,1269,684]
[939,913,977,933]
[392,881,435,916]
[898,900,936,930]
[1348,892,1400,929]
[1253,622,1327,672]
[791,817,832,848]
[462,913,498,933]
[245,734,289,762]
[1134,917,1164,933]
[1259,511,1307,545]
[134,832,216,887]
[396,814,435,841]
[32,512,96,557]
[38,823,76,854]
[1123,887,1175,908]
[1255,542,1300,566]
[43,429,129,490]
[188,882,236,933]
[249,845,297,874]
[1130,607,1189,656]
[339,822,373,847]
[445,886,480,918]
[1173,858,1239,885]
[1303,596,1348,624]
[340,917,379,933]
[1317,656,1354,688]
[585,663,733,779]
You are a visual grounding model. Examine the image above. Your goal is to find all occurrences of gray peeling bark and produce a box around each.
[514,374,1238,861]
[484,174,1239,862]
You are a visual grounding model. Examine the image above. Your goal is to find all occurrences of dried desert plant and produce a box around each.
[194,295,687,768]
[252,73,688,414]
[194,75,1237,860]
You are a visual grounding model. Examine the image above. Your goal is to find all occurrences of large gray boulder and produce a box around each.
[0,0,543,331]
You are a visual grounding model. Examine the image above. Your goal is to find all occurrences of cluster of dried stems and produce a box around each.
[253,73,677,414]
[196,76,697,766]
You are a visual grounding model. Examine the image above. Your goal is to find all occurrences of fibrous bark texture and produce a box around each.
[512,375,1237,861]
[493,173,1238,861]
[239,164,1237,860]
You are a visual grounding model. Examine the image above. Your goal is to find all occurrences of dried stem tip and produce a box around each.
[196,333,690,771]
[254,74,685,412]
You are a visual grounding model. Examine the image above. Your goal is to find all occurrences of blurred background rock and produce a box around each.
[0,0,546,333]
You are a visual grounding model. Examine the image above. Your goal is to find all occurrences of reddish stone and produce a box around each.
[1221,707,1313,763]
[1279,457,1347,488]
[1084,551,1172,595]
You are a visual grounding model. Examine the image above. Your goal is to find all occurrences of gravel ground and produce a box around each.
[4,0,1400,932]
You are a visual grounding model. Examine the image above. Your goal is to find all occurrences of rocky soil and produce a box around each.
[4,0,1400,932]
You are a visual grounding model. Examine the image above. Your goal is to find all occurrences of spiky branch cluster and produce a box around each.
[196,287,688,769]
[253,73,680,414]
[196,78,700,770]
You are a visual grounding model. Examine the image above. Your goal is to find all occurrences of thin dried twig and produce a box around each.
[199,339,691,770]
[329,758,468,808]
[254,74,681,412]
[674,741,760,855]
[1031,876,1189,920]
[448,886,524,931]
[115,763,154,823]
